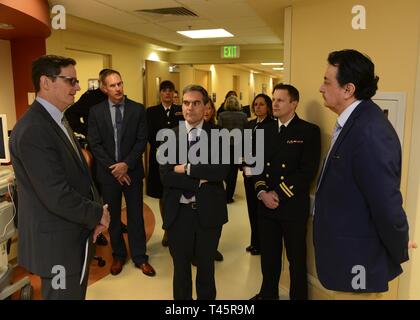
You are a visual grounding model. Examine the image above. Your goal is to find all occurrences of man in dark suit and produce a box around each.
[146,80,184,247]
[251,84,321,300]
[88,69,155,277]
[65,69,127,244]
[159,85,229,300]
[9,55,110,300]
[314,49,411,293]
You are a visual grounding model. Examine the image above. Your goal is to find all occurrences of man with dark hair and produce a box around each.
[10,55,110,299]
[88,69,155,277]
[146,80,184,247]
[314,49,411,294]
[251,83,321,300]
[159,85,229,300]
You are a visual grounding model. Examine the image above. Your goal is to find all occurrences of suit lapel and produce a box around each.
[322,101,366,177]
[120,100,132,140]
[33,102,89,173]
[102,101,114,137]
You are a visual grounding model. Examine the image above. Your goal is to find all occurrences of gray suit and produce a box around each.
[9,100,102,299]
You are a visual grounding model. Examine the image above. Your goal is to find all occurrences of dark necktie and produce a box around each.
[278,124,286,138]
[166,108,171,118]
[182,128,199,199]
[62,115,81,161]
[114,104,123,161]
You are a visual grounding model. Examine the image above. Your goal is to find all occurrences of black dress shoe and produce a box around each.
[215,250,224,261]
[161,232,169,247]
[246,245,254,252]
[250,293,263,300]
[96,233,108,246]
[250,293,278,300]
[121,223,128,233]
[250,247,260,255]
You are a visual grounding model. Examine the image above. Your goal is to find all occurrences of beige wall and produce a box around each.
[46,16,173,104]
[145,60,180,107]
[0,40,16,128]
[64,49,105,101]
[288,0,420,299]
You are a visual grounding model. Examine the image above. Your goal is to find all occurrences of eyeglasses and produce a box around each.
[183,100,203,107]
[49,75,80,86]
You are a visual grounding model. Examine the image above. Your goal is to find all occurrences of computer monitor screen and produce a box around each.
[0,114,10,164]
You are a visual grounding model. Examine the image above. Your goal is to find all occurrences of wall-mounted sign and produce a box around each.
[221,45,240,59]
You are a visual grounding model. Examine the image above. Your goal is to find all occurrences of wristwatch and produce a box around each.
[184,163,188,174]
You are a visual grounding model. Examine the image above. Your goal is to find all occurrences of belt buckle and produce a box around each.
[191,202,198,210]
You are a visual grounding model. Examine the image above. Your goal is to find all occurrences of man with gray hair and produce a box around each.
[160,84,229,300]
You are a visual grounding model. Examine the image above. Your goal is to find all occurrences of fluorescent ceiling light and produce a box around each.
[273,67,284,71]
[177,28,234,39]
[261,62,283,66]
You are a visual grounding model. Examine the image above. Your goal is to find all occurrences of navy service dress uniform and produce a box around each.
[253,114,321,300]
[146,103,184,198]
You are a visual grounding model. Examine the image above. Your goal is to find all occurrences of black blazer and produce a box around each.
[9,100,102,277]
[146,103,184,198]
[88,98,147,184]
[314,100,409,292]
[159,122,229,229]
[254,114,321,221]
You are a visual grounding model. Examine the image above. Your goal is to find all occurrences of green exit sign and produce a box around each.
[221,45,240,59]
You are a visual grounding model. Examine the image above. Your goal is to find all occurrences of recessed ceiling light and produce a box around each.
[261,62,283,66]
[0,23,14,30]
[177,28,234,39]
[273,67,284,71]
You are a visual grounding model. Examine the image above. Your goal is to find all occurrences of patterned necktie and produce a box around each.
[61,115,81,161]
[114,104,123,161]
[183,128,199,199]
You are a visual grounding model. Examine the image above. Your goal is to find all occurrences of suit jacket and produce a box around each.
[146,103,184,198]
[313,99,409,292]
[254,114,321,221]
[159,122,229,229]
[9,100,102,278]
[88,98,147,184]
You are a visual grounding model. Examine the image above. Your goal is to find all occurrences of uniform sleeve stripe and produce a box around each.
[255,181,266,188]
[281,182,294,196]
[280,182,294,197]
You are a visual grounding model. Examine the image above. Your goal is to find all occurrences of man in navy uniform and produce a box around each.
[146,80,184,246]
[252,83,321,300]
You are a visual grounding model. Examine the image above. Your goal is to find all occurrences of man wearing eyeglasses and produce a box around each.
[159,85,229,300]
[88,69,155,277]
[9,55,110,299]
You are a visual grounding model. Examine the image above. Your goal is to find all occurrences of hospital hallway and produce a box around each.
[11,174,289,300]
